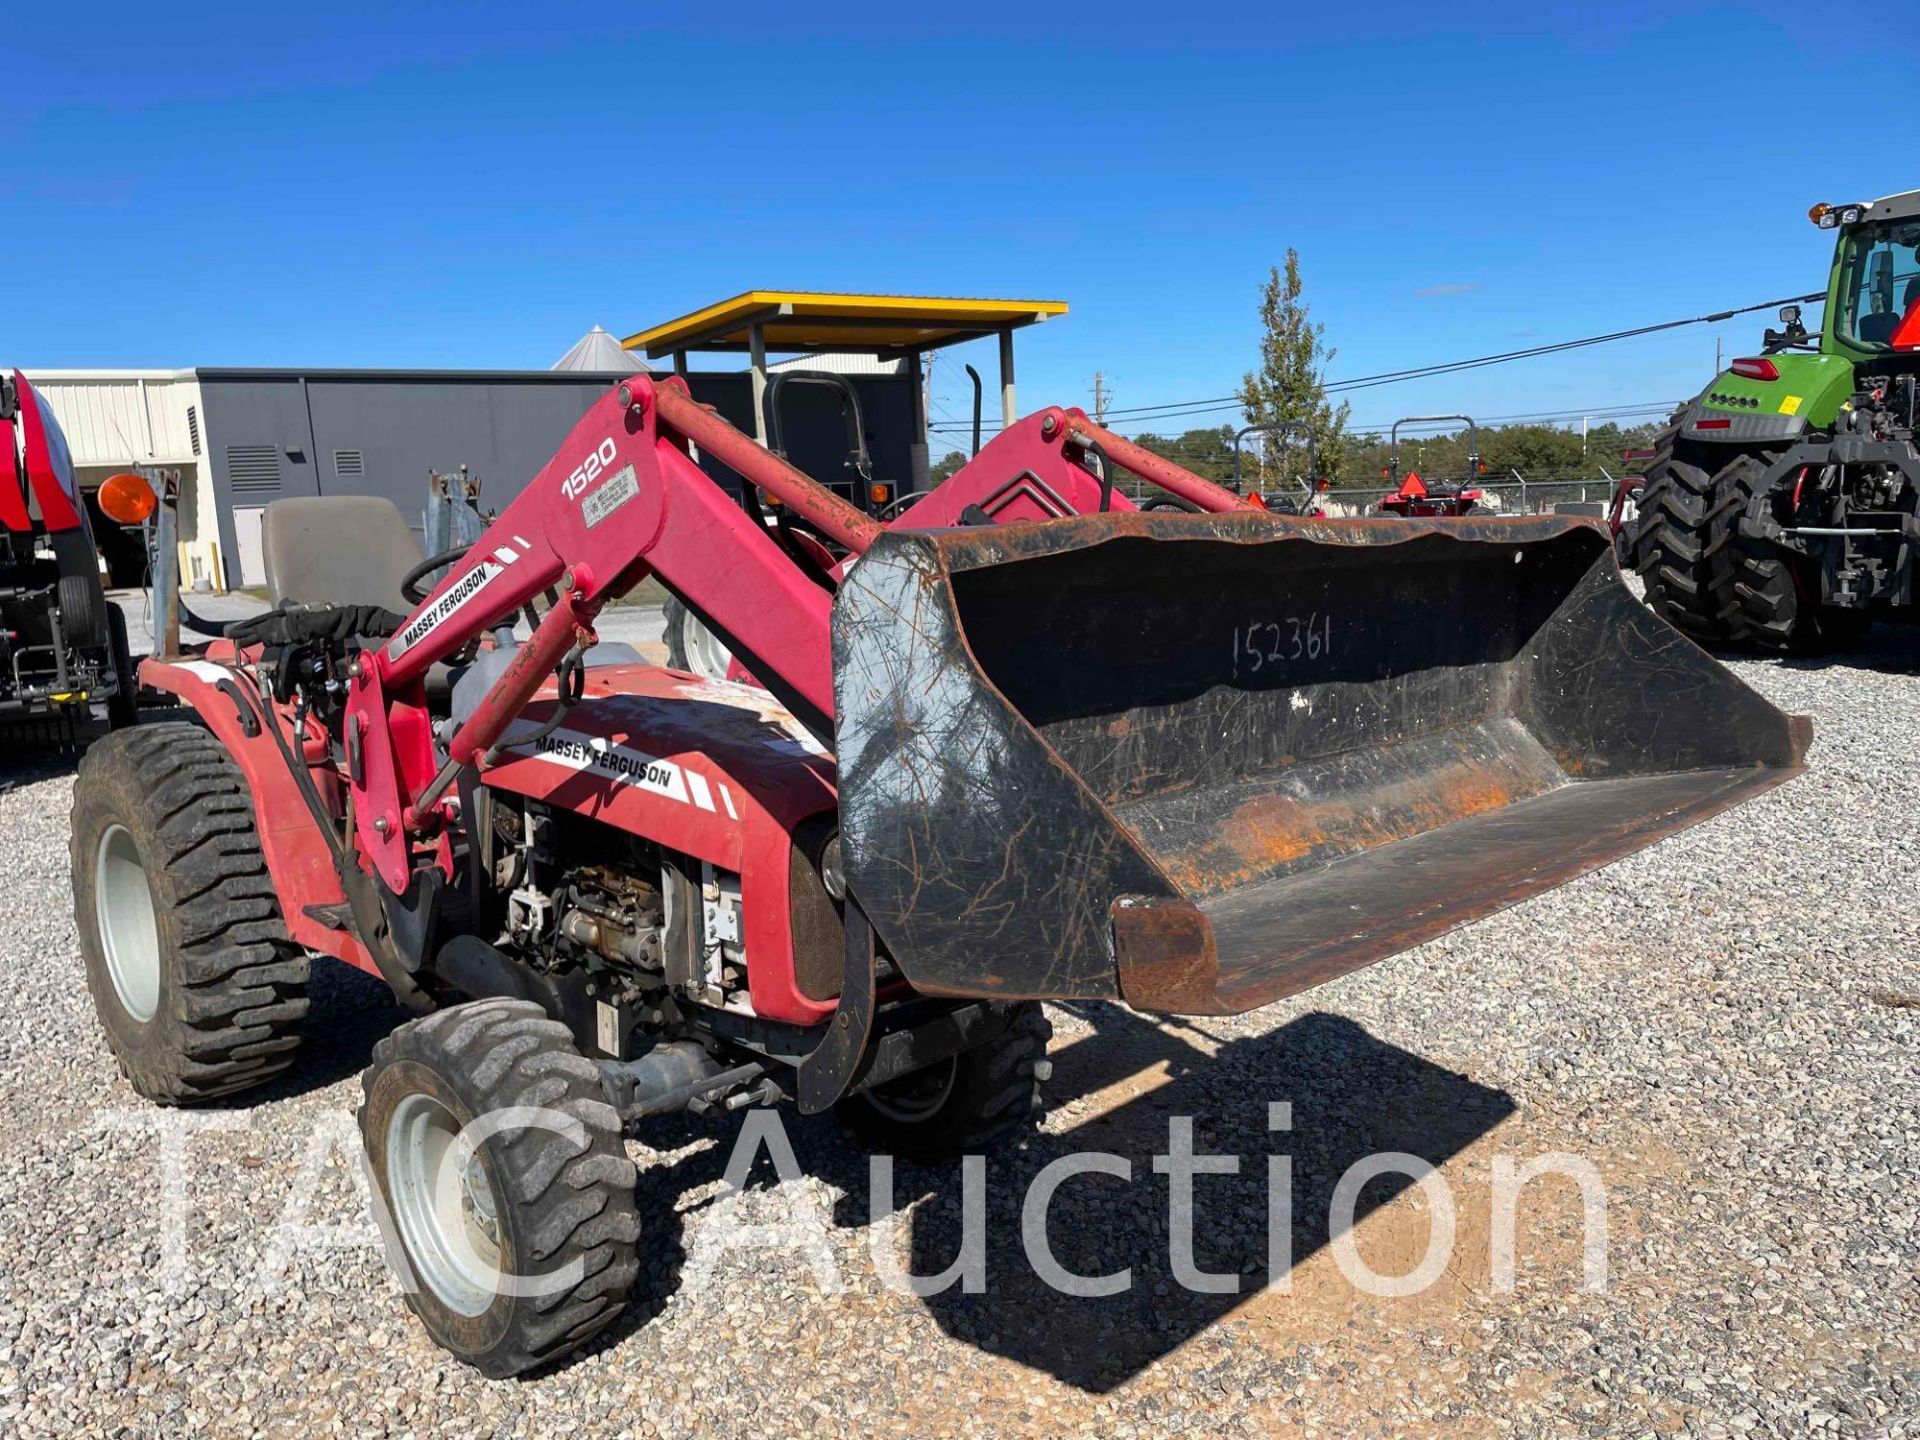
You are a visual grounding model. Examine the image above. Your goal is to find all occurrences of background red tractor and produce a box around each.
[0,370,145,738]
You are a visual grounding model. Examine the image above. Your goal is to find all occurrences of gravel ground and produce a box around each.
[0,610,1913,1437]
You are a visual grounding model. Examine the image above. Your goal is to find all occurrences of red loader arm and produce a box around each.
[894,406,1262,527]
[350,375,881,892]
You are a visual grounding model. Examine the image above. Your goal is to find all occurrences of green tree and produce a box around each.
[930,450,969,483]
[1240,251,1352,480]
[1130,425,1240,484]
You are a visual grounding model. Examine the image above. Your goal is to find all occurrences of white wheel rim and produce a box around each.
[682,613,735,683]
[94,823,161,1023]
[863,1059,958,1125]
[387,1092,504,1317]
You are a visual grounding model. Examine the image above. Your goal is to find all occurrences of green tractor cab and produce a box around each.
[1633,190,1920,651]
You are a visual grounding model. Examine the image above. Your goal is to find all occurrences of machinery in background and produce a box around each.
[1635,189,1920,651]
[1378,415,1488,518]
[0,370,146,738]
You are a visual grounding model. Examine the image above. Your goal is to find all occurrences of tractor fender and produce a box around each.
[1678,352,1855,448]
[137,653,385,981]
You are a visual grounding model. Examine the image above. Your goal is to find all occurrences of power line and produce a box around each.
[1007,290,1825,430]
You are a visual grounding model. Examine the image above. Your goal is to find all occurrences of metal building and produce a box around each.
[27,365,917,589]
[23,292,1065,591]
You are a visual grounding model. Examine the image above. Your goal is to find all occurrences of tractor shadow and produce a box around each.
[213,960,411,1106]
[588,1004,1514,1392]
[0,741,84,793]
[1709,621,1919,677]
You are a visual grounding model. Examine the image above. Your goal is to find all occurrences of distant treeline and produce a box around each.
[932,418,1667,491]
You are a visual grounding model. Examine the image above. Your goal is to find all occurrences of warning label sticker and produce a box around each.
[582,465,640,528]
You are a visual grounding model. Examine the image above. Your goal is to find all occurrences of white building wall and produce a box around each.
[27,370,201,468]
[767,351,905,375]
[26,369,222,587]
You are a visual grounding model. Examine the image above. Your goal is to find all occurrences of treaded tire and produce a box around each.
[360,998,640,1378]
[56,572,107,649]
[842,1002,1052,1161]
[1630,413,1744,643]
[104,604,138,729]
[70,723,309,1103]
[662,596,693,670]
[1711,452,1868,655]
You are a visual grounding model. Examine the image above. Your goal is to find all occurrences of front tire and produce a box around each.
[70,724,309,1103]
[360,999,640,1378]
[842,1002,1052,1161]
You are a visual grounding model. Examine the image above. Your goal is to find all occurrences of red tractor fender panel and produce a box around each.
[0,413,31,532]
[11,371,84,533]
[480,664,840,1026]
[137,653,383,980]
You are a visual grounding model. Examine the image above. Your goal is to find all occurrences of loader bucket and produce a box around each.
[832,511,1810,1015]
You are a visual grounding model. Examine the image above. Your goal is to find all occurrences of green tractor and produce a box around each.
[1633,189,1920,651]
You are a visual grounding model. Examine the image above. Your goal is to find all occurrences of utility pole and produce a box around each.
[1091,372,1111,426]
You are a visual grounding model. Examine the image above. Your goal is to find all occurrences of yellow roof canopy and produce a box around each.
[624,291,1068,359]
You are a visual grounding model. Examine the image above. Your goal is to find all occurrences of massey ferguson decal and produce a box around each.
[385,545,523,660]
[502,722,734,816]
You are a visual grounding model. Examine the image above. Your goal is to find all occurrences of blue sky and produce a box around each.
[3,2,1914,443]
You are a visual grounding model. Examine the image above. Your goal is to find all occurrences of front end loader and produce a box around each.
[1633,188,1920,651]
[68,374,1807,1376]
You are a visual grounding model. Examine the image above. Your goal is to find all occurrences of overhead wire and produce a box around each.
[928,290,1824,437]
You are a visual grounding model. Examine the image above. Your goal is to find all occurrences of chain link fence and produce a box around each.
[1106,467,1640,519]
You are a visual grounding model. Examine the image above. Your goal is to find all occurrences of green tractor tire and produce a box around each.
[1635,430,1868,654]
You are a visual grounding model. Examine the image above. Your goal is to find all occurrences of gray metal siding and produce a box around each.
[196,369,917,588]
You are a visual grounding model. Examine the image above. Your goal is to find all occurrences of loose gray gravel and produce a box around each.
[0,615,1913,1438]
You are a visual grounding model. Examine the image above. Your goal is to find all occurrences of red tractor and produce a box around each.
[69,375,1806,1375]
[1377,414,1489,517]
[1,371,143,737]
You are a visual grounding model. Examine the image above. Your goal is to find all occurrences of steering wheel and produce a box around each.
[400,545,472,606]
[874,490,929,523]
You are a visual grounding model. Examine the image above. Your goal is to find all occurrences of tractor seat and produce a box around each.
[260,498,644,716]
[261,496,423,614]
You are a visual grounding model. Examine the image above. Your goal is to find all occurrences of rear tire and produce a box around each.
[56,572,107,649]
[662,597,735,682]
[1712,452,1867,655]
[70,723,309,1103]
[1630,415,1743,643]
[842,1003,1052,1161]
[105,604,138,729]
[360,999,640,1378]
